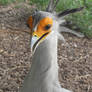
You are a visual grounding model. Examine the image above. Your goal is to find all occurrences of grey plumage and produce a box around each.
[59,26,84,38]
[19,0,84,92]
[20,29,72,92]
[46,0,60,12]
[19,10,72,92]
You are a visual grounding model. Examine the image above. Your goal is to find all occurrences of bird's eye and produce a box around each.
[44,24,51,30]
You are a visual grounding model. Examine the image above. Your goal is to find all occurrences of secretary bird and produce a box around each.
[19,0,84,92]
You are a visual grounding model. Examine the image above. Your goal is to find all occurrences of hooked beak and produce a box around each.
[31,32,49,53]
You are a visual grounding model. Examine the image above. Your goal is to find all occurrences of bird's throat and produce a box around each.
[20,33,60,92]
[32,33,58,81]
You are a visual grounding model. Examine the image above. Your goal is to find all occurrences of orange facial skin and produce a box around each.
[27,16,53,38]
[27,16,33,31]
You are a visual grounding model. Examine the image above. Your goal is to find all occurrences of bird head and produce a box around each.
[27,11,58,52]
[27,0,84,53]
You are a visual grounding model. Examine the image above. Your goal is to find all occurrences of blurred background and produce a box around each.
[0,0,92,38]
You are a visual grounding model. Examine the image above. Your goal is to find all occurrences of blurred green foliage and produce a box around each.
[57,0,92,38]
[0,0,25,5]
[0,0,92,38]
[0,0,15,5]
[30,0,49,9]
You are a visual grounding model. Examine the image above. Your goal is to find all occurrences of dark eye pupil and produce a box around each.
[44,24,51,30]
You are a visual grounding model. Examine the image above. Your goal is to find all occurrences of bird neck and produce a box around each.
[31,32,58,82]
[20,32,60,92]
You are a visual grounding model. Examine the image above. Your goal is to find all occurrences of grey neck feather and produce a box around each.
[20,32,63,92]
